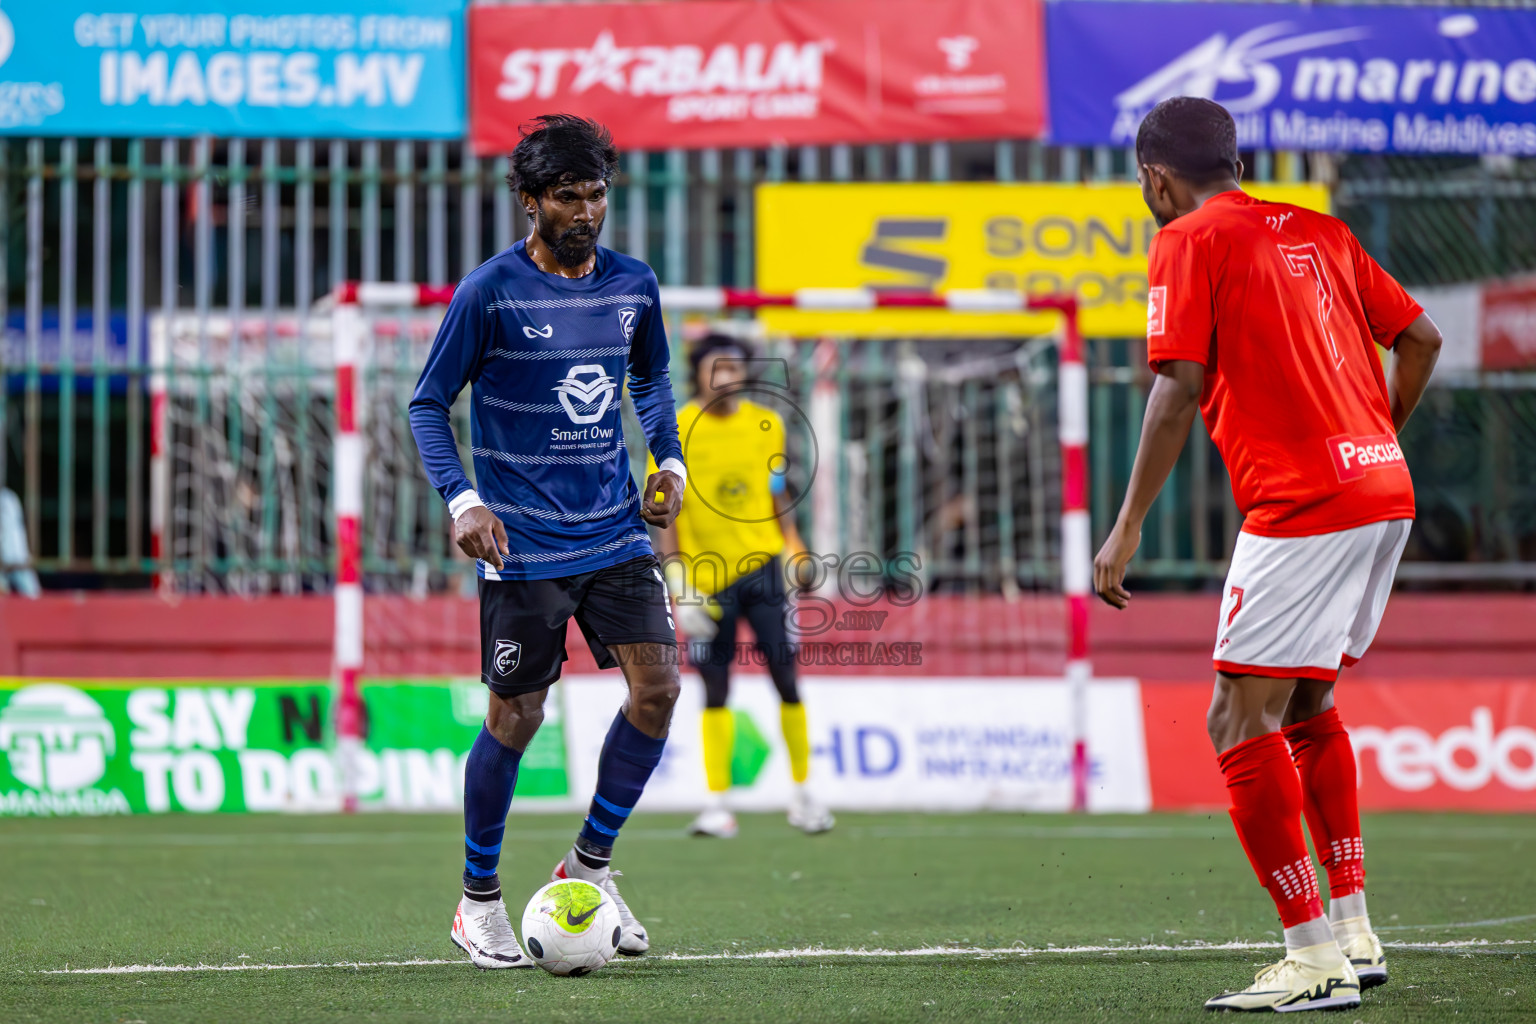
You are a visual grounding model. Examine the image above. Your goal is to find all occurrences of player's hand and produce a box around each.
[456,506,510,570]
[1093,520,1140,610]
[674,600,719,641]
[641,470,683,528]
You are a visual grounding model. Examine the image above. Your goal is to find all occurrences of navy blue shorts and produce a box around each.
[478,555,677,697]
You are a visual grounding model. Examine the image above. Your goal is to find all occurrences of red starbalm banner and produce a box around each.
[468,0,1045,154]
[1481,275,1536,371]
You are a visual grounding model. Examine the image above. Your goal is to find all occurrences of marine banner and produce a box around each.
[0,2,465,137]
[1046,3,1536,155]
[468,0,1045,154]
[754,182,1329,338]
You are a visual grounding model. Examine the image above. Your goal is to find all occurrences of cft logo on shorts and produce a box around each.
[1327,432,1405,483]
[494,640,522,676]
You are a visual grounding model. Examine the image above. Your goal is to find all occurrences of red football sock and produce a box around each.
[1284,708,1365,899]
[1218,732,1325,929]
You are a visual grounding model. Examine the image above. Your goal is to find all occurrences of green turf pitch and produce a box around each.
[2,812,1532,1023]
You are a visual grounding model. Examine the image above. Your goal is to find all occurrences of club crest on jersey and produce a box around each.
[617,307,638,343]
[553,364,617,424]
[494,640,521,675]
[1146,286,1167,336]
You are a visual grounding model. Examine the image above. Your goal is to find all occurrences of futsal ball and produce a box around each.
[521,879,622,976]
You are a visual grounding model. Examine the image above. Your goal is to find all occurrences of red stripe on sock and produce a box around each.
[1284,707,1366,898]
[1218,732,1325,929]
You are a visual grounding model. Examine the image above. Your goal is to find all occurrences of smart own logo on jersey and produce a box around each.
[0,684,115,792]
[553,364,617,425]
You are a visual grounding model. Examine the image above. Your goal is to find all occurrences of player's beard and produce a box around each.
[539,217,603,268]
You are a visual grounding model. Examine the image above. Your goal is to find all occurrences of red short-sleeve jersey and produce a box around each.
[1146,190,1421,537]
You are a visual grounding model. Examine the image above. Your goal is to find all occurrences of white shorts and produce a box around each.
[1213,519,1411,682]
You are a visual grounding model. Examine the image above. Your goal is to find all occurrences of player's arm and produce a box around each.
[1095,227,1212,609]
[1093,360,1205,609]
[1386,313,1442,432]
[407,280,510,569]
[1348,232,1441,431]
[628,281,686,528]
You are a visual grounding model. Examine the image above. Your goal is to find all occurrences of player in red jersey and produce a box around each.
[1094,98,1442,1013]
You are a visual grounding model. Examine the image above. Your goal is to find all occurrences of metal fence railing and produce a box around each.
[4,136,1536,589]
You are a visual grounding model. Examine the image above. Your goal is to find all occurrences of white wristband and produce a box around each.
[658,457,688,491]
[449,489,487,521]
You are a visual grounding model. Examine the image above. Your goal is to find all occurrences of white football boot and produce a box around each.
[1332,916,1388,990]
[1204,941,1360,1012]
[787,786,835,834]
[688,805,739,838]
[552,853,649,955]
[450,896,534,969]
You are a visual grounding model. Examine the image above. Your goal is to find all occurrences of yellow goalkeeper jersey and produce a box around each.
[649,398,788,596]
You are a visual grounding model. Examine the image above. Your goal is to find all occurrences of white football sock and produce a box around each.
[1284,914,1337,953]
[1329,892,1370,929]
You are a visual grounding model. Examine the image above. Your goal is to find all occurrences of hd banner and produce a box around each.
[468,0,1044,154]
[1047,3,1536,155]
[755,182,1328,338]
[0,1,464,137]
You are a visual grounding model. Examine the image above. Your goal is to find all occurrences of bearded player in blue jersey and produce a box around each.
[410,115,687,969]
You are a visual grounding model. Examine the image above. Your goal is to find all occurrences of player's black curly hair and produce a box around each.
[1135,97,1239,186]
[507,114,620,198]
[689,334,754,390]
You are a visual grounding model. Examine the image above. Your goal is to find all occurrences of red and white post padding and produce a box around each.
[1029,295,1092,813]
[333,301,365,813]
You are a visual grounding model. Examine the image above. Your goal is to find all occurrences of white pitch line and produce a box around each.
[39,959,469,975]
[38,939,1536,975]
[1379,912,1536,932]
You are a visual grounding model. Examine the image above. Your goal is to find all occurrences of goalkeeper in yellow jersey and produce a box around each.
[651,335,834,837]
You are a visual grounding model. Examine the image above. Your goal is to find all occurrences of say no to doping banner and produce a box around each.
[469,0,1044,154]
[3,675,1532,816]
[0,1,465,137]
[1047,3,1536,155]
[755,182,1329,338]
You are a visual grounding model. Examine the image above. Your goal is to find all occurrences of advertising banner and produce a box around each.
[0,678,567,815]
[755,182,1328,338]
[468,0,1044,154]
[1047,3,1536,155]
[1481,275,1536,370]
[565,675,1152,814]
[1142,680,1536,812]
[0,2,465,137]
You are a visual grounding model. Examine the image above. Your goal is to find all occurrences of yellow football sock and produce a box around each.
[701,707,734,794]
[780,701,810,784]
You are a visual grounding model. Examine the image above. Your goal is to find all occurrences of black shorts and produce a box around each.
[479,555,677,697]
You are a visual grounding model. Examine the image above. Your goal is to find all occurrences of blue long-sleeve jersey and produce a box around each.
[409,240,683,580]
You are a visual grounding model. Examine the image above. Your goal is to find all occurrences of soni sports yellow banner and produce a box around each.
[754,182,1330,338]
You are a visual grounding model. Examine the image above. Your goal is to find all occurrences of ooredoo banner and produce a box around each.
[0,2,465,137]
[1142,680,1536,812]
[468,0,1045,154]
[1047,3,1536,155]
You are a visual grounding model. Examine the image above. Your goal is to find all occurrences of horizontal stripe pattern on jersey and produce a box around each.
[410,241,682,579]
